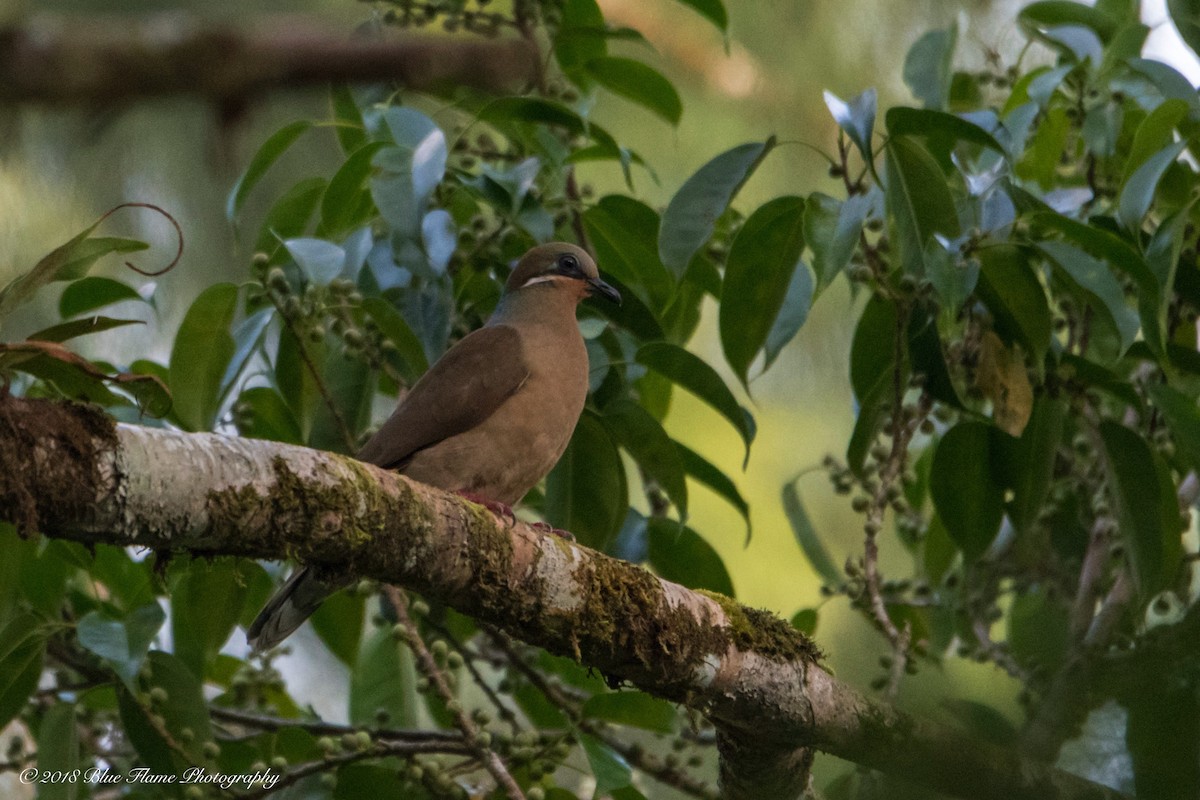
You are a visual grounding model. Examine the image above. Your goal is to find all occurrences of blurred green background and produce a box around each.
[7,0,1196,786]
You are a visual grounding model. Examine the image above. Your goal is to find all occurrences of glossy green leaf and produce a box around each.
[1099,420,1167,596]
[675,442,751,538]
[27,316,143,343]
[320,141,386,235]
[581,734,633,795]
[349,625,419,727]
[235,386,303,444]
[1150,384,1200,475]
[255,176,327,256]
[603,398,688,520]
[671,0,727,31]
[0,217,146,322]
[782,480,842,586]
[1032,212,1153,293]
[720,195,806,389]
[0,613,44,731]
[330,83,367,154]
[583,196,675,309]
[582,691,677,733]
[908,306,963,409]
[646,519,734,596]
[805,192,869,292]
[137,651,214,759]
[850,294,899,401]
[1006,398,1067,535]
[886,136,961,277]
[930,422,1005,562]
[227,120,313,221]
[975,245,1052,361]
[923,238,977,316]
[763,261,815,370]
[586,56,682,125]
[823,88,877,164]
[219,306,274,398]
[658,139,776,277]
[37,703,80,800]
[1020,0,1121,41]
[545,411,628,550]
[1040,241,1138,361]
[636,342,755,465]
[76,603,165,689]
[369,109,447,237]
[903,25,957,110]
[310,590,365,668]
[1007,587,1070,670]
[555,0,607,74]
[885,107,1005,155]
[58,276,144,318]
[169,283,238,432]
[171,558,255,680]
[1126,99,1188,180]
[361,296,430,381]
[285,237,346,284]
[1118,140,1187,231]
[1169,0,1200,61]
[791,609,819,635]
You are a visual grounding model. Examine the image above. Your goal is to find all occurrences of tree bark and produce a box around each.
[0,15,537,105]
[0,397,1131,800]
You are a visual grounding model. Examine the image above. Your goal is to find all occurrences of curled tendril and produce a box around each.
[95,202,185,277]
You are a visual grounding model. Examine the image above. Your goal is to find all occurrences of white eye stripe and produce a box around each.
[519,274,561,289]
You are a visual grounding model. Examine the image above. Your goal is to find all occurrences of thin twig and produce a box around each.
[384,586,526,800]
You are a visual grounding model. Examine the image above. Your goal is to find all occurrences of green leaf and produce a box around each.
[603,398,687,520]
[583,196,675,310]
[27,316,143,344]
[903,25,957,110]
[555,0,608,74]
[169,283,238,432]
[76,603,165,689]
[320,141,387,235]
[235,386,303,443]
[370,108,447,237]
[930,422,1005,562]
[1169,0,1200,61]
[763,261,815,370]
[310,590,365,668]
[1126,99,1188,181]
[976,245,1052,362]
[1100,420,1167,596]
[349,625,419,727]
[670,0,727,32]
[850,294,899,401]
[805,192,869,293]
[582,691,677,733]
[361,296,430,381]
[636,342,755,466]
[675,442,750,538]
[1006,398,1067,535]
[1031,211,1154,294]
[220,306,275,398]
[646,519,734,596]
[1007,587,1070,670]
[58,276,144,318]
[0,216,145,322]
[886,136,961,277]
[37,703,80,800]
[1020,0,1121,41]
[658,139,776,277]
[0,613,45,730]
[720,196,806,389]
[171,558,255,680]
[227,120,313,221]
[823,88,877,165]
[1127,685,1200,799]
[545,411,628,550]
[1150,384,1200,475]
[782,480,842,586]
[135,651,214,760]
[791,609,819,635]
[285,237,346,284]
[885,107,1005,156]
[581,734,633,795]
[586,57,682,125]
[331,84,367,154]
[255,177,327,255]
[1118,140,1187,231]
[1040,241,1138,361]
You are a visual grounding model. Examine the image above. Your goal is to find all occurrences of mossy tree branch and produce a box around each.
[0,397,1130,800]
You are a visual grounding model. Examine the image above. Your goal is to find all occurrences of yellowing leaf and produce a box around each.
[976,331,1033,436]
